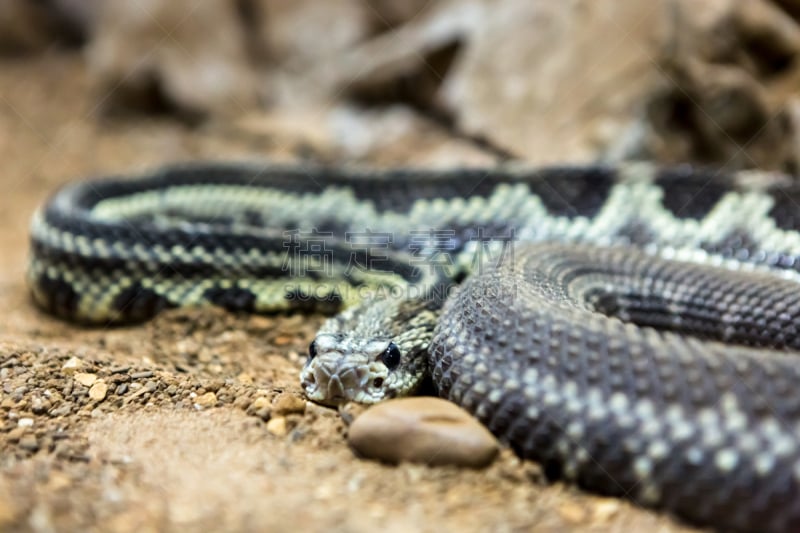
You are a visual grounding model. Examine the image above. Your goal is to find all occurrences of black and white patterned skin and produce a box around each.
[27,161,800,531]
[432,244,800,531]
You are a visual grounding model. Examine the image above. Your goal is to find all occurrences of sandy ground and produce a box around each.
[0,53,701,533]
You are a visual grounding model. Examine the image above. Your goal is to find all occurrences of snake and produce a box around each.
[27,161,800,532]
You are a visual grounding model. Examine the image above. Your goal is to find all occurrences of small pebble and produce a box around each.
[206,380,224,393]
[251,397,270,410]
[272,393,305,415]
[233,396,250,409]
[49,404,72,417]
[130,371,153,380]
[194,392,217,408]
[31,398,49,414]
[19,434,39,451]
[348,397,499,468]
[74,373,97,387]
[266,416,288,436]
[61,357,83,373]
[89,381,109,401]
[248,396,271,419]
[7,427,26,442]
[115,383,128,395]
[17,418,34,428]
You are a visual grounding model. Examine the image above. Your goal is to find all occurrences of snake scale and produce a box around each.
[27,161,800,532]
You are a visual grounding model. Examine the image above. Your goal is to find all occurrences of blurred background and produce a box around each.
[2,2,796,531]
[5,0,800,172]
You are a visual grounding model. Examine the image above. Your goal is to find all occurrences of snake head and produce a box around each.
[300,334,402,405]
[300,297,438,405]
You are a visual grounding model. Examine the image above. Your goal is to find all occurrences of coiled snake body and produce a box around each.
[28,162,800,531]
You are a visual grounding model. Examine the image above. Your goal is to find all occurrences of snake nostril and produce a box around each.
[373,377,384,388]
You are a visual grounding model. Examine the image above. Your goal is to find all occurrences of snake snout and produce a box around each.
[300,354,373,405]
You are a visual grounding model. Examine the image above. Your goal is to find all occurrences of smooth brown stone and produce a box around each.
[348,397,499,468]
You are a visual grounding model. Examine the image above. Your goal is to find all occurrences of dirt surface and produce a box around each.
[0,54,702,532]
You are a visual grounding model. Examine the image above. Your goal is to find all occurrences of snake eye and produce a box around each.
[381,342,401,370]
[308,340,318,360]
